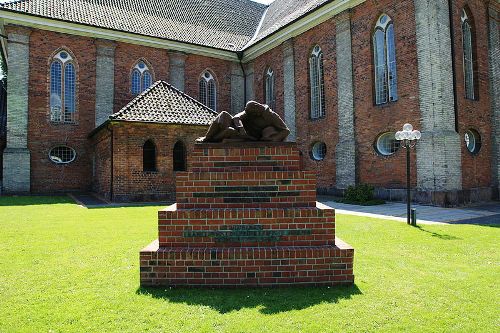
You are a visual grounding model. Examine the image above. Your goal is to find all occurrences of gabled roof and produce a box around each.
[109,80,217,126]
[0,0,267,50]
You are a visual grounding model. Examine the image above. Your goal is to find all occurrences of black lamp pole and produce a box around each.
[406,140,411,225]
[395,124,421,225]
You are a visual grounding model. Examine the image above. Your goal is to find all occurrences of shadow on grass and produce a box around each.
[0,195,74,206]
[414,225,461,240]
[136,284,362,314]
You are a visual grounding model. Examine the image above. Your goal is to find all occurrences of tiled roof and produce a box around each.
[1,0,341,51]
[0,0,267,50]
[252,0,332,45]
[109,80,217,126]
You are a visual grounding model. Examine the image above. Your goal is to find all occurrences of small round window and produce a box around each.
[49,146,76,164]
[311,142,327,161]
[375,132,400,156]
[465,129,481,154]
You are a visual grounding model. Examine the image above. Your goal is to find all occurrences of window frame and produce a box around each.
[131,60,153,95]
[199,71,217,111]
[48,145,77,164]
[373,14,398,106]
[309,45,325,119]
[50,50,77,123]
[461,8,478,101]
[264,67,276,110]
[374,132,400,156]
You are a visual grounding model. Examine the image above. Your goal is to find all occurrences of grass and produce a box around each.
[0,196,498,332]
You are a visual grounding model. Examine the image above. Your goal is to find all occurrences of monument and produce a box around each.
[140,102,354,286]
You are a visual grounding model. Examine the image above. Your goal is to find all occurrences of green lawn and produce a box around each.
[0,196,498,332]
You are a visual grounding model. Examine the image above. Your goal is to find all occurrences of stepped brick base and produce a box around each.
[140,239,354,287]
[140,142,354,287]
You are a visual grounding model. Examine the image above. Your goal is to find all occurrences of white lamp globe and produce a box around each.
[413,130,422,140]
[395,132,402,140]
[403,123,413,132]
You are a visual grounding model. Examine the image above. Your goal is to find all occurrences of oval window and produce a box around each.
[311,142,327,161]
[465,129,481,154]
[375,132,400,156]
[49,146,76,164]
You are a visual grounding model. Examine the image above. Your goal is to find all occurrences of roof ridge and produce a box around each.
[159,80,218,116]
[109,80,163,120]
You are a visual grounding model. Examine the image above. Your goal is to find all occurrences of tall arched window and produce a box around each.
[461,8,477,100]
[309,45,325,119]
[50,50,76,122]
[264,67,275,110]
[373,14,398,105]
[199,71,217,111]
[132,61,153,95]
[173,141,186,172]
[143,139,156,172]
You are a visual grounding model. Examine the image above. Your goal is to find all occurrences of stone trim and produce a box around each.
[168,51,186,92]
[488,6,500,196]
[3,27,31,192]
[282,39,296,141]
[335,10,356,189]
[244,61,255,102]
[95,39,116,127]
[413,0,462,191]
[230,62,244,115]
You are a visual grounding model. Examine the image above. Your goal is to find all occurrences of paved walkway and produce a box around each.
[319,196,500,224]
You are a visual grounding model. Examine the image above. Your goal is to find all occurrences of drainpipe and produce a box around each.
[237,51,247,103]
[107,124,114,201]
[448,0,459,133]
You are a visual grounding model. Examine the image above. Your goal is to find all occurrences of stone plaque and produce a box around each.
[183,224,312,242]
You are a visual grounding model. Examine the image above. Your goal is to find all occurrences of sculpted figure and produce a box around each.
[197,101,290,143]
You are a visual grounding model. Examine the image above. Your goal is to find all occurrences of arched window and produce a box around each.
[461,8,477,100]
[199,71,217,111]
[373,14,398,105]
[309,45,325,119]
[132,61,153,95]
[50,50,76,122]
[173,141,186,171]
[264,67,275,110]
[143,140,156,172]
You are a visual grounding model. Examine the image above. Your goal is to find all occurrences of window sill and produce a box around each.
[50,121,78,125]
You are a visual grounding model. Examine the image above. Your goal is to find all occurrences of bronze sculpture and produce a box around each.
[196,101,290,143]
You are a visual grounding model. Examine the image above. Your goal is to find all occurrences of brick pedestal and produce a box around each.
[140,142,354,287]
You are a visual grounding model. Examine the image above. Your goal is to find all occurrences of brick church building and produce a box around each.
[0,0,498,206]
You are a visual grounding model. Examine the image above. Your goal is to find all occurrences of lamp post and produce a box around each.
[395,124,421,225]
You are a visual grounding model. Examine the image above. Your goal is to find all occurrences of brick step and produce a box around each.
[176,170,317,209]
[140,239,354,287]
[158,203,335,247]
[191,142,300,172]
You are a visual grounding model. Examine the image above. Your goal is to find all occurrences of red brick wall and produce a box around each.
[27,29,96,193]
[351,0,420,188]
[253,45,285,119]
[451,0,492,190]
[109,122,208,202]
[113,43,169,112]
[290,18,339,189]
[184,54,232,113]
[91,127,112,200]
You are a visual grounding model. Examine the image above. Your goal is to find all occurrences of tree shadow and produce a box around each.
[413,225,461,240]
[136,284,362,314]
